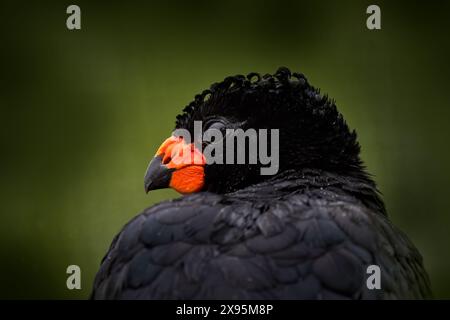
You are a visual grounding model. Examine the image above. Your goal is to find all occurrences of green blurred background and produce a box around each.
[1,0,450,299]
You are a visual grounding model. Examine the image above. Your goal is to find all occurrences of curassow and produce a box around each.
[91,67,431,299]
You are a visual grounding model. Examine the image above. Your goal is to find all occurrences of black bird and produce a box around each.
[91,68,431,299]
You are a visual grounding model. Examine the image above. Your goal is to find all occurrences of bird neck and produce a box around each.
[224,167,387,216]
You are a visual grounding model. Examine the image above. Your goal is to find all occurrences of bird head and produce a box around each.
[144,67,362,194]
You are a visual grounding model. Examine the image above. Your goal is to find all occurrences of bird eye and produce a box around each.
[201,118,229,149]
[204,118,228,132]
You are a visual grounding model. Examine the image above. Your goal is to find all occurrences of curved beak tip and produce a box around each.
[144,155,172,194]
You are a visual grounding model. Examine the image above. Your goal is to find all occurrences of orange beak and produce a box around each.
[144,136,205,194]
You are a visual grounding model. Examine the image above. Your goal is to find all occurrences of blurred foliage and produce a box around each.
[1,0,450,299]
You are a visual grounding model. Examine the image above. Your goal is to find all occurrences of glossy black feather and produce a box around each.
[91,169,431,299]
